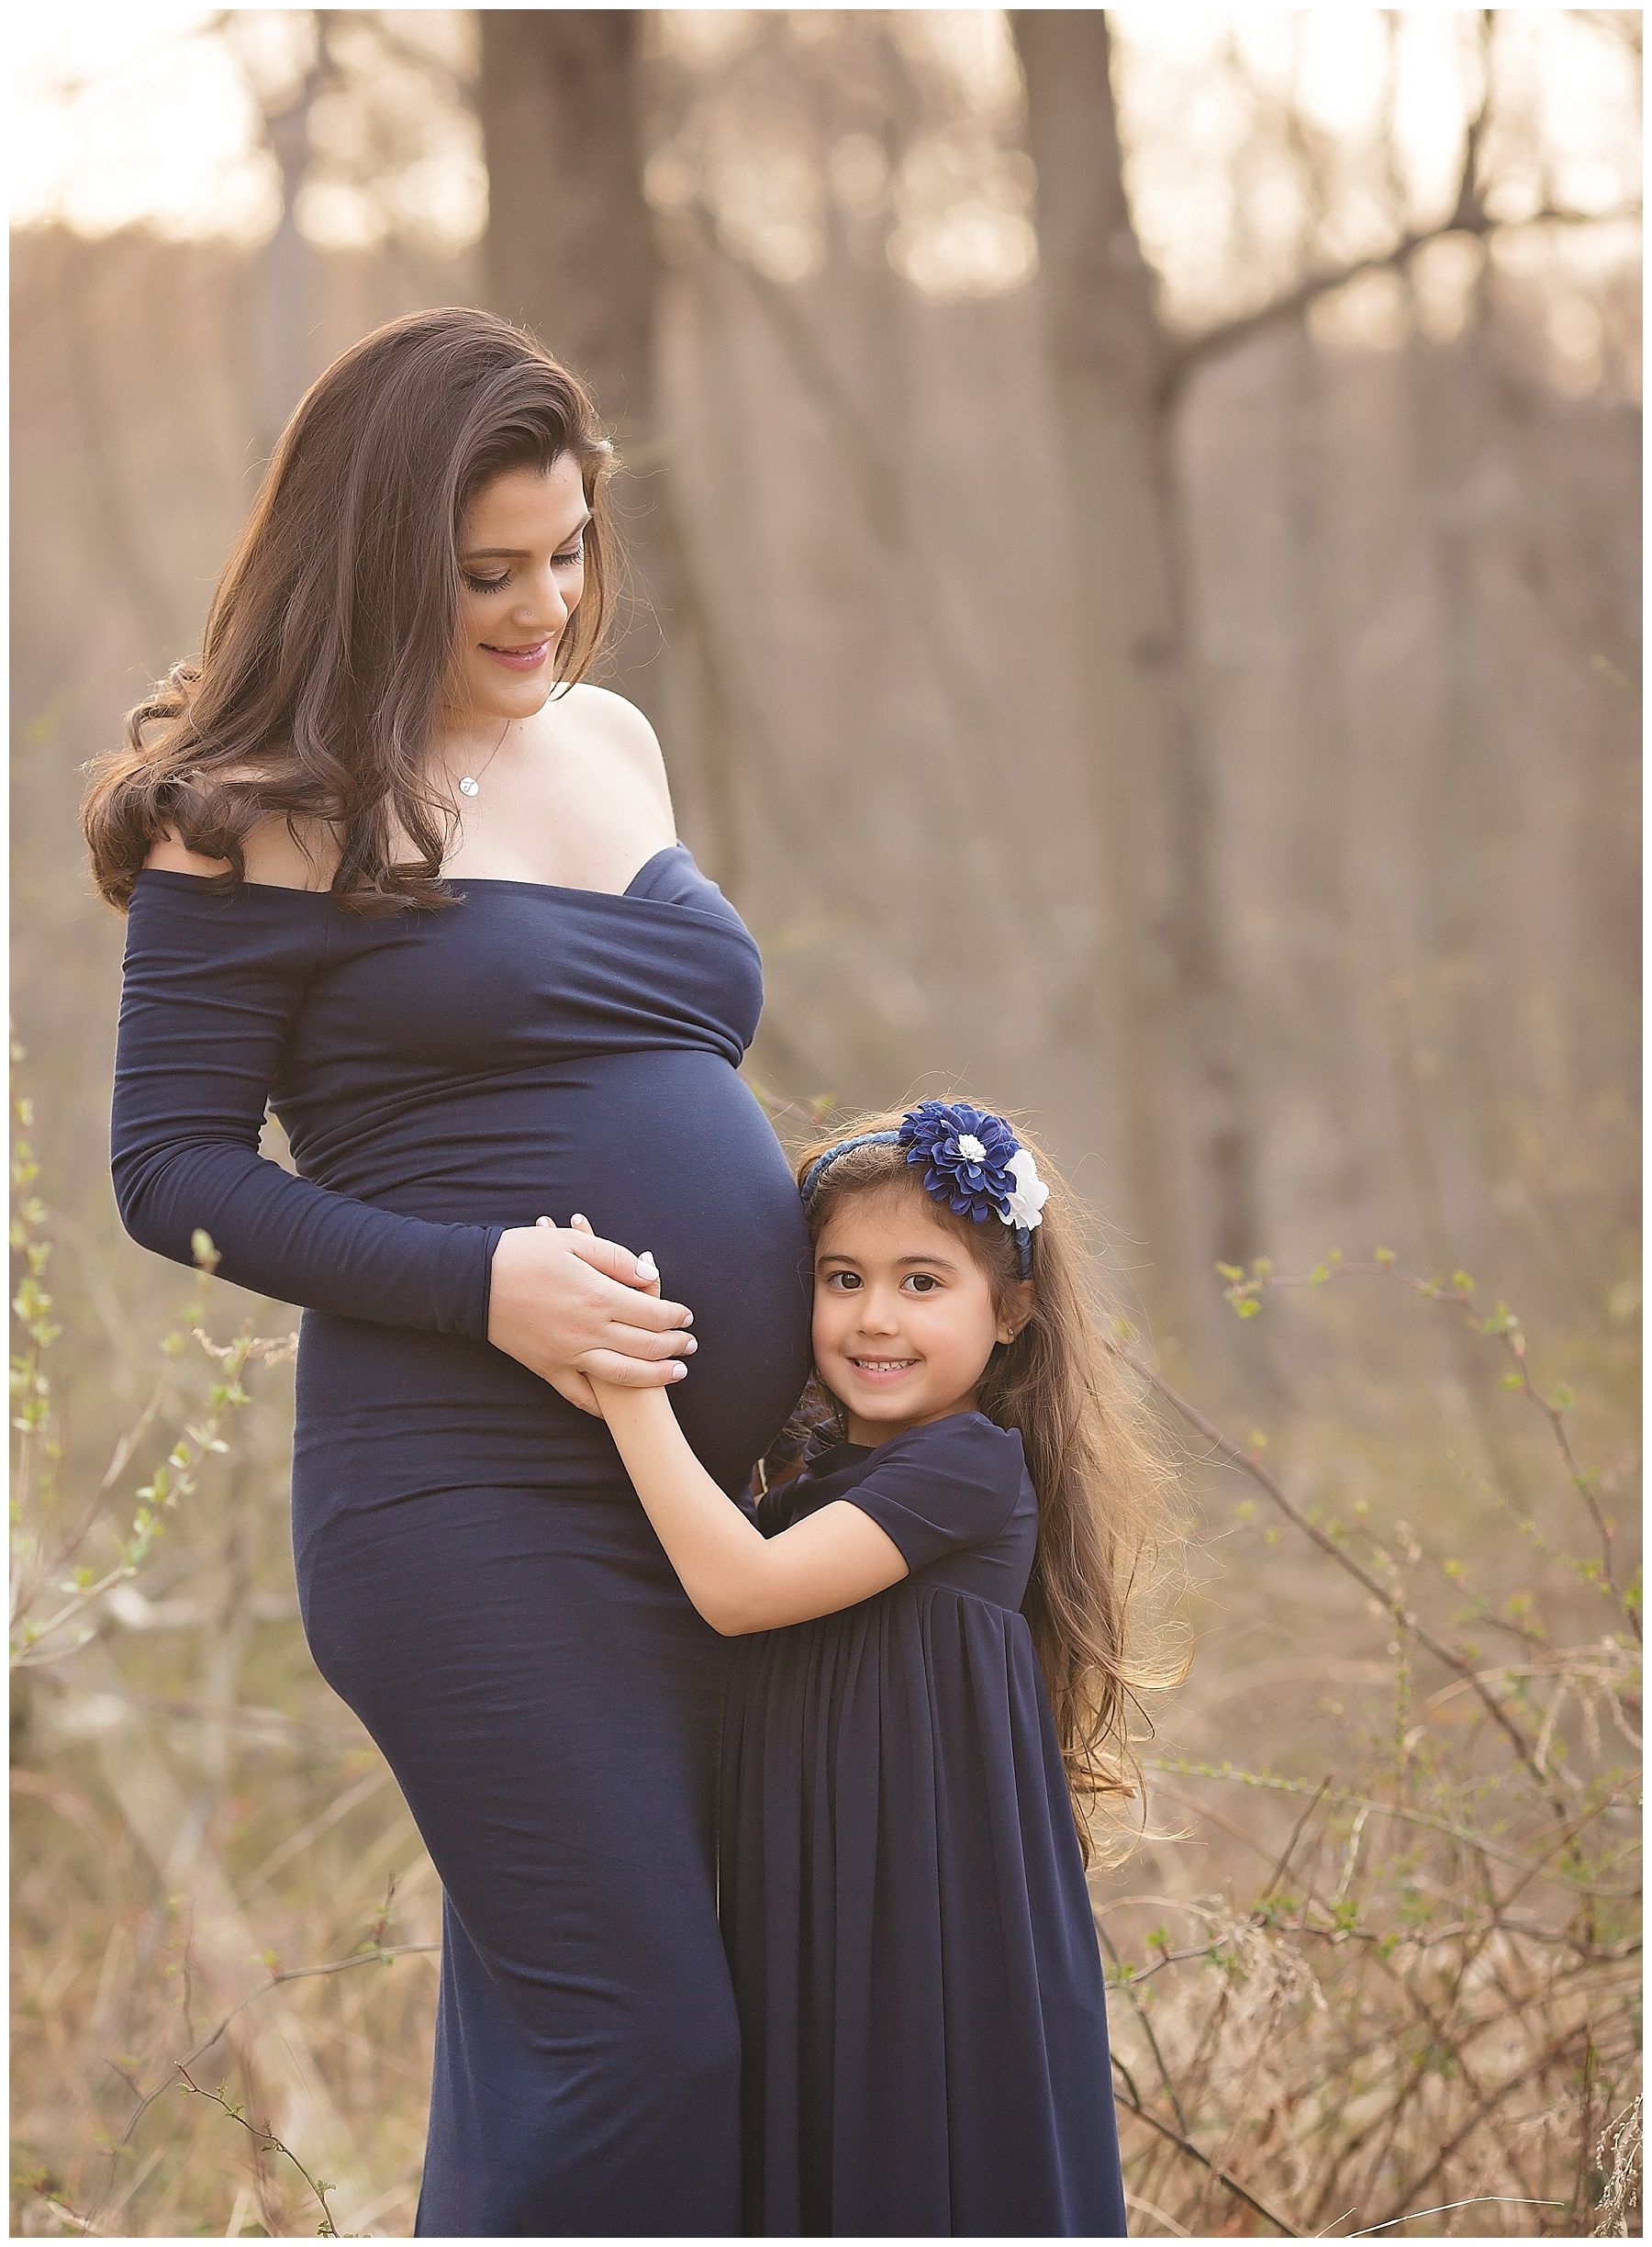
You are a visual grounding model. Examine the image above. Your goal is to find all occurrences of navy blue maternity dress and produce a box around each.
[110,842,813,2235]
[720,1410,1129,2237]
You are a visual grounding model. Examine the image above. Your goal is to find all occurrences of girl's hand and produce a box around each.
[486,1217,696,1416]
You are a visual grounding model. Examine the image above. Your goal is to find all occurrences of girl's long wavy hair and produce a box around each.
[82,306,625,917]
[763,1104,1192,1867]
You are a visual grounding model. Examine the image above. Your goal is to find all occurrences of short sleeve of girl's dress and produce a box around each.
[843,1414,1026,1576]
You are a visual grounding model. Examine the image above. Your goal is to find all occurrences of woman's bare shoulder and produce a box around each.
[560,684,673,819]
[143,768,340,891]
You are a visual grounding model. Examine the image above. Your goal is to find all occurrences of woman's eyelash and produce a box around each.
[463,543,585,594]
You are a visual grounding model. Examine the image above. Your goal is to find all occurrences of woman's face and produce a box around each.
[442,453,590,739]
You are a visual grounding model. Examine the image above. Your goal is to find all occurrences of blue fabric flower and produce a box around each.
[897,1100,1021,1226]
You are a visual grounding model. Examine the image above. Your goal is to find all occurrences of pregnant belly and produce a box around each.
[291,1050,814,1498]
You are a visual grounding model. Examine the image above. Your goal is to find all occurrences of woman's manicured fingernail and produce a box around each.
[571,1212,586,1225]
[670,1360,687,1380]
[680,1311,694,1327]
[636,1250,658,1278]
[683,1336,698,1354]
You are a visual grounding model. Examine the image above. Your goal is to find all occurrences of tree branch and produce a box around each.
[1161,199,1642,405]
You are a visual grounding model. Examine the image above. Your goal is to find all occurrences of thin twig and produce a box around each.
[1116,1331,1581,1810]
[1113,2080,1300,2236]
[174,2063,339,2237]
[93,1940,437,2225]
[1346,2191,1570,2236]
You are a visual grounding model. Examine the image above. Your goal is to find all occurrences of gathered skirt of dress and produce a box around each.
[720,1576,1130,2238]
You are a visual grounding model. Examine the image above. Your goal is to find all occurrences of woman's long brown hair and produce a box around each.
[83,306,624,916]
[764,1104,1193,1867]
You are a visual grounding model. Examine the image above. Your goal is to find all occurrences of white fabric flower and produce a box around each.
[999,1147,1049,1231]
[955,1133,987,1162]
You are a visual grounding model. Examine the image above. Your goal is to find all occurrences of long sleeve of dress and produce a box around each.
[110,873,506,1340]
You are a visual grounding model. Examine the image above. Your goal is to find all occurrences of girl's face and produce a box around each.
[811,1185,1029,1448]
[441,454,590,745]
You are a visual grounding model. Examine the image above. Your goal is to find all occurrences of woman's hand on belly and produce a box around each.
[486,1223,698,1414]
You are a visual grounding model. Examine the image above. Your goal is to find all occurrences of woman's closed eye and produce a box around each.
[463,541,586,594]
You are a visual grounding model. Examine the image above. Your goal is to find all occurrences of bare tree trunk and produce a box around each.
[49,240,185,654]
[1278,30,1364,1215]
[477,10,677,732]
[235,12,335,475]
[1010,10,1258,1365]
[251,98,318,466]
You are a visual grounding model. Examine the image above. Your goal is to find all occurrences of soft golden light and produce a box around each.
[10,4,1639,354]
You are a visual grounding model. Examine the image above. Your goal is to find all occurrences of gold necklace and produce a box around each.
[457,717,511,799]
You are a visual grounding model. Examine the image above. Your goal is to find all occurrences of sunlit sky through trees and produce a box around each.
[9,6,1641,386]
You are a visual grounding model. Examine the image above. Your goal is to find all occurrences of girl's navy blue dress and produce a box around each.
[721,1410,1129,2238]
[110,844,814,2236]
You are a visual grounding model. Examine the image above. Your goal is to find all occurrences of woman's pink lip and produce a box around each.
[483,640,550,666]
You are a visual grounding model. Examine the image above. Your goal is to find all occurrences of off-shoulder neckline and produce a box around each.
[132,841,689,908]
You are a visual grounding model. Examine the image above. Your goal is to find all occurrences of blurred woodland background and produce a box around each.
[10,7,1643,2235]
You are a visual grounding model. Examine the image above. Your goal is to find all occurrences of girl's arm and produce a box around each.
[561,1209,907,1634]
[594,1380,909,1634]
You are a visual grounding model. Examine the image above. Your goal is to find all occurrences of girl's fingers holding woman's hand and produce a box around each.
[576,1347,690,1388]
[604,1320,697,1362]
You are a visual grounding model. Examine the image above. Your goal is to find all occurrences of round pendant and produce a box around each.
[459,776,480,798]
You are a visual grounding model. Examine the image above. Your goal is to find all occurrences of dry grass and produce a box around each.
[1080,1253,1641,2236]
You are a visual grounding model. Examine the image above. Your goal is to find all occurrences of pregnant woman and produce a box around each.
[83,307,814,2234]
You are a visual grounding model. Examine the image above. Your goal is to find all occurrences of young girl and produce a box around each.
[561,1097,1177,2236]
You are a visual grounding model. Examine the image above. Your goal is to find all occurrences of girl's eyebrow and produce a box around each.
[817,1252,960,1273]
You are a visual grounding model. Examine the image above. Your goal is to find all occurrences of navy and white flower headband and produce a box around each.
[798,1100,1049,1280]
